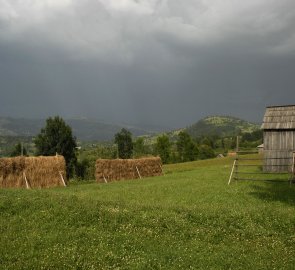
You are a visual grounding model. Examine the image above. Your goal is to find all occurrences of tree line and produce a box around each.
[8,116,262,180]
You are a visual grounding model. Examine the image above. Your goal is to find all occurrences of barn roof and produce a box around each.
[261,105,295,130]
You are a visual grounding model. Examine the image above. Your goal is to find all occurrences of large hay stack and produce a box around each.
[0,155,66,189]
[95,157,162,183]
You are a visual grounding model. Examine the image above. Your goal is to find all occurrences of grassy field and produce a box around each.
[1,157,295,269]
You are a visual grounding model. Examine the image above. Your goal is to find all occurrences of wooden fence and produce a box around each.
[228,151,295,185]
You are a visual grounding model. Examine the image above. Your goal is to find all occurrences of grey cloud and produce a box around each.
[0,0,295,129]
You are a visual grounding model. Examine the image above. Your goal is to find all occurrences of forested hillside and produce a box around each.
[186,116,259,137]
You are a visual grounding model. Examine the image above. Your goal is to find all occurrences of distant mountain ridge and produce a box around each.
[0,115,260,142]
[0,117,159,141]
[186,116,260,137]
[140,115,260,146]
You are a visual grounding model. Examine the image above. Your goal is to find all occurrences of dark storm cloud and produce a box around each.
[1,0,295,128]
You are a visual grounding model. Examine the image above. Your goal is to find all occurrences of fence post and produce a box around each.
[291,152,295,185]
[228,159,236,185]
[236,136,239,153]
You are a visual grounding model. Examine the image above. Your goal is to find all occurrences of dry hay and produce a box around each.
[0,155,66,189]
[0,156,25,188]
[96,157,162,183]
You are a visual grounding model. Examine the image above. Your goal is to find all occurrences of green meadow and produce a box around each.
[1,157,295,269]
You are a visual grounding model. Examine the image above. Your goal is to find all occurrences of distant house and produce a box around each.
[261,105,295,172]
[227,151,237,157]
[256,144,264,154]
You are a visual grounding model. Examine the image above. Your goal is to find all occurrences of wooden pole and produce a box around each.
[136,166,142,179]
[103,174,108,183]
[23,172,30,189]
[228,159,236,185]
[59,171,67,187]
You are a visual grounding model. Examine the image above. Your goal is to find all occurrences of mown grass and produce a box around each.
[1,157,295,269]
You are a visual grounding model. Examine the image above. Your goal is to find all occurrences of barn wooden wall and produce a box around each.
[263,130,295,172]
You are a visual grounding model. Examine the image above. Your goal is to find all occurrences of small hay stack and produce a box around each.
[0,155,66,189]
[95,157,162,183]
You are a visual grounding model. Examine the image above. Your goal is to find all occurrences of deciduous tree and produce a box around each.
[198,144,215,160]
[155,135,171,164]
[176,131,198,162]
[133,137,146,158]
[35,116,77,177]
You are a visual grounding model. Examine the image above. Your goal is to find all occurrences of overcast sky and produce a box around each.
[1,0,295,128]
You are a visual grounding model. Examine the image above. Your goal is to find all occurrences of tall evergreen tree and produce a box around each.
[34,116,77,177]
[114,128,133,159]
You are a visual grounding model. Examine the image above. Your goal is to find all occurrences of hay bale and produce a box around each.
[0,157,26,188]
[24,156,66,188]
[95,157,162,183]
[0,155,66,189]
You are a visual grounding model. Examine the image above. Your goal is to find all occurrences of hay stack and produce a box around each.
[96,157,162,183]
[0,157,26,188]
[24,156,66,188]
[0,155,66,189]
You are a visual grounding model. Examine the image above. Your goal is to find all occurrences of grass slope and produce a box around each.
[1,157,295,269]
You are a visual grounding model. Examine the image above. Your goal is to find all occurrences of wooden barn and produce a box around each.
[261,105,295,172]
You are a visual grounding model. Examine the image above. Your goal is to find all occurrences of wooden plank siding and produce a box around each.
[263,150,293,172]
[263,130,295,172]
[262,105,295,172]
[264,131,295,150]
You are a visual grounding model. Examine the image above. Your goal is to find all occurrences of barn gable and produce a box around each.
[261,105,295,130]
